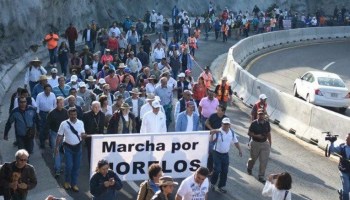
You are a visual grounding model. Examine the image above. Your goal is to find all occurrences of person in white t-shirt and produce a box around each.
[262,172,292,200]
[175,167,210,200]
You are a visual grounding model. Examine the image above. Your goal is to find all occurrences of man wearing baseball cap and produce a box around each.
[140,100,166,133]
[209,117,242,193]
[247,108,272,183]
[251,94,268,121]
[48,68,59,88]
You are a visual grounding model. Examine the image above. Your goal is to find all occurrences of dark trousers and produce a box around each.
[16,135,34,154]
[39,111,49,147]
[215,30,220,40]
[135,117,141,133]
[210,151,229,188]
[151,22,156,32]
[207,150,214,172]
[48,47,57,64]
[68,40,76,53]
[29,81,38,95]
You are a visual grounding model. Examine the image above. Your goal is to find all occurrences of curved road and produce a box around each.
[0,34,342,199]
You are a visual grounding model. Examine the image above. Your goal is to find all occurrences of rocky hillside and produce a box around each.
[0,0,348,64]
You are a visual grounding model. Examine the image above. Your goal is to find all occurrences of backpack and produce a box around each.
[29,66,44,75]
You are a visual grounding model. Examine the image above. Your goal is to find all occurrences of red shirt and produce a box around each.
[107,38,119,51]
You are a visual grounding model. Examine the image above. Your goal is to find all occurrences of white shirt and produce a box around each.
[36,92,56,113]
[58,119,85,145]
[92,61,99,74]
[48,77,59,88]
[262,181,291,200]
[176,173,209,200]
[150,13,157,22]
[140,103,165,120]
[153,48,165,60]
[212,128,238,154]
[86,29,91,41]
[145,83,156,94]
[14,97,37,109]
[109,27,121,37]
[140,110,166,133]
[131,99,139,117]
[24,66,47,84]
[186,114,193,132]
[156,15,164,25]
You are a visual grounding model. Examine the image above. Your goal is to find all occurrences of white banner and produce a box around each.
[90,131,209,181]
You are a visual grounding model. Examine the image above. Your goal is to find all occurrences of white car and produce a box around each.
[293,71,350,112]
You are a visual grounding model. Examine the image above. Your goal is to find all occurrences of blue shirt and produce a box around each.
[330,143,350,159]
[53,85,71,98]
[155,85,173,106]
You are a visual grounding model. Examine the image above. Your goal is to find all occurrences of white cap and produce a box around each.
[51,68,58,73]
[222,117,231,124]
[98,78,106,84]
[78,82,87,88]
[259,94,267,100]
[70,75,78,82]
[152,100,162,108]
[177,73,185,78]
[84,65,90,70]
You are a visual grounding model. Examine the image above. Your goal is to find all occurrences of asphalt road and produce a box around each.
[0,32,342,200]
[246,40,350,115]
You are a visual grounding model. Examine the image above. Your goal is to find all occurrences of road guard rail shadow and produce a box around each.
[222,26,350,149]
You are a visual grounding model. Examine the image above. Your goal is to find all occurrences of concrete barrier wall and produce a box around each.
[224,26,350,148]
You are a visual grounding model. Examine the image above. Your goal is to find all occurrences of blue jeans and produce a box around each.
[163,104,173,129]
[210,151,229,188]
[48,47,58,65]
[341,171,350,200]
[29,81,38,95]
[50,130,62,173]
[64,144,82,186]
[39,111,49,147]
[200,115,208,131]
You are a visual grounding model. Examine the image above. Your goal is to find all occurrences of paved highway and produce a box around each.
[247,40,350,115]
[0,33,342,200]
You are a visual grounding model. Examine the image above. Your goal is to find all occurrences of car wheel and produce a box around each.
[306,94,310,103]
[293,85,299,97]
[339,107,347,113]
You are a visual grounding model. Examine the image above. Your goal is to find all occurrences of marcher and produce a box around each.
[175,101,200,132]
[90,159,123,200]
[58,42,69,76]
[4,97,38,154]
[175,167,210,200]
[251,94,268,121]
[55,107,87,192]
[137,163,163,200]
[140,100,167,133]
[125,88,145,132]
[0,149,37,200]
[36,84,56,149]
[32,75,49,99]
[214,76,233,108]
[210,118,242,193]
[48,68,59,88]
[53,76,71,98]
[140,93,165,120]
[65,23,78,53]
[330,133,350,200]
[107,103,137,134]
[82,101,105,164]
[155,77,174,128]
[46,97,68,177]
[205,105,227,174]
[199,66,213,89]
[44,31,59,67]
[262,172,292,200]
[192,77,207,106]
[247,109,272,183]
[24,57,47,94]
[152,176,178,200]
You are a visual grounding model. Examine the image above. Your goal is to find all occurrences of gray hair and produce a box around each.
[91,101,101,107]
[15,149,29,159]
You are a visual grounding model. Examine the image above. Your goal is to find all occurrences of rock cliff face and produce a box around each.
[0,0,347,64]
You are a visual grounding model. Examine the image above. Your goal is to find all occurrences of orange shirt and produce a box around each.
[104,74,120,92]
[45,33,59,49]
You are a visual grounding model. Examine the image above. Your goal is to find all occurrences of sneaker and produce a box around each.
[72,185,79,192]
[247,168,252,175]
[258,177,266,183]
[218,187,227,193]
[210,184,216,191]
[63,182,71,190]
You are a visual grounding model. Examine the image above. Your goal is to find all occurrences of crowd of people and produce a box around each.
[11,1,350,199]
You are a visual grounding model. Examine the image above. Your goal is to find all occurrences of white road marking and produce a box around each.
[127,181,140,193]
[323,61,335,71]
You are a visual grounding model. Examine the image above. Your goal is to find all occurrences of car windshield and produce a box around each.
[317,77,346,88]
